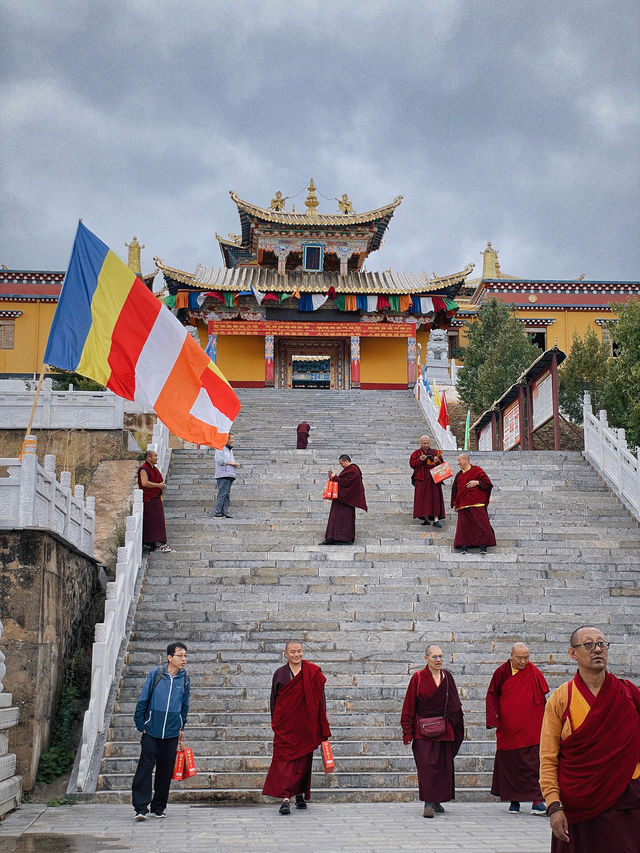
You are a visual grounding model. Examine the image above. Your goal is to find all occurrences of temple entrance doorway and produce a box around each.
[275,337,350,389]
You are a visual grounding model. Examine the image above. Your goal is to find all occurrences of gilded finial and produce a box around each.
[337,193,354,214]
[270,191,286,211]
[125,236,144,275]
[305,178,319,217]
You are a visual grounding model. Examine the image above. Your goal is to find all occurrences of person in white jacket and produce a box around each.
[213,433,239,518]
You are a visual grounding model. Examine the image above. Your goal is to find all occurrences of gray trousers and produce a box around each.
[214,477,234,516]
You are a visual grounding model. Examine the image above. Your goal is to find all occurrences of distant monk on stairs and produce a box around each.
[319,454,368,545]
[409,435,446,527]
[296,421,311,449]
[450,452,496,555]
[262,641,331,815]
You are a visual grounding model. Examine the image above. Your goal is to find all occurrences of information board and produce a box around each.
[502,400,520,450]
[478,423,492,451]
[532,369,553,430]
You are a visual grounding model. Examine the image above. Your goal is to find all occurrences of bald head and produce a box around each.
[510,642,530,670]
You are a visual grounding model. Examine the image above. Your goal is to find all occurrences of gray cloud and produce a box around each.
[1,0,638,281]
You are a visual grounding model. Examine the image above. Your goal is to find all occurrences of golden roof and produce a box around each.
[229,189,404,227]
[154,259,474,295]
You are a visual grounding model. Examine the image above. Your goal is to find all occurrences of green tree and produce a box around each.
[558,327,610,422]
[602,300,640,448]
[456,298,540,413]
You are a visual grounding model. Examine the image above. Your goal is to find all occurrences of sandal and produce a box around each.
[156,544,175,552]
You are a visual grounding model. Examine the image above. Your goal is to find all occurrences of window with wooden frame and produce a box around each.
[0,319,15,349]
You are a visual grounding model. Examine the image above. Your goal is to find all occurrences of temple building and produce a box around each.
[154,180,472,389]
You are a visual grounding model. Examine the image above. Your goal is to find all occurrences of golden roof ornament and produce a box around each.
[337,193,354,214]
[270,190,286,211]
[125,236,144,275]
[304,178,319,217]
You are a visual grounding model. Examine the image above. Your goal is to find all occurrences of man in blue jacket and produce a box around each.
[132,642,190,820]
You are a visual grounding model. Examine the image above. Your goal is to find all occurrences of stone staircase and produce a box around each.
[94,390,640,802]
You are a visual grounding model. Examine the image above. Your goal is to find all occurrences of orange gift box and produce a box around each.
[321,740,335,773]
[322,479,338,500]
[430,461,452,483]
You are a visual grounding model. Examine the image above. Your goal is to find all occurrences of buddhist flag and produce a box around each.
[44,222,241,448]
[437,391,450,429]
[433,383,441,408]
[464,410,471,450]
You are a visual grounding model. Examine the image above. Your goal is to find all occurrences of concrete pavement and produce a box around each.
[0,802,552,852]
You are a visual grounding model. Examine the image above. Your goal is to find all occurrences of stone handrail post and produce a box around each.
[0,618,22,816]
[583,392,640,521]
[413,378,458,451]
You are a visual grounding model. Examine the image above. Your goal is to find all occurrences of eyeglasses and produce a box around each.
[571,641,610,652]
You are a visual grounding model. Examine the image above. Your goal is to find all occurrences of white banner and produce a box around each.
[502,400,520,450]
[532,369,553,430]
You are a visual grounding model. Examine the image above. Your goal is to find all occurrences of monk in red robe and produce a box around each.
[320,454,367,545]
[450,452,496,554]
[486,642,549,814]
[409,435,445,527]
[540,625,640,852]
[263,640,331,815]
[401,644,464,818]
[296,422,310,449]
[138,449,174,553]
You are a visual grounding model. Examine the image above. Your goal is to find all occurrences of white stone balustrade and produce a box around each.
[0,437,95,556]
[583,392,640,521]
[0,618,22,817]
[75,420,170,791]
[413,377,458,451]
[0,378,127,429]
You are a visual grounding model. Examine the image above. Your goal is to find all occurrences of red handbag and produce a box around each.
[322,479,338,500]
[321,740,335,773]
[417,670,449,739]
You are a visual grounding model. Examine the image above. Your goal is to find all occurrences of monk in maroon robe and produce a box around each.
[540,625,640,852]
[451,452,496,554]
[486,642,549,814]
[296,422,310,449]
[263,641,331,814]
[401,644,464,818]
[409,435,445,526]
[320,454,367,545]
[138,450,173,552]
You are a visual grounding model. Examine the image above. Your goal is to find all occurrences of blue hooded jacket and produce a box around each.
[134,664,190,739]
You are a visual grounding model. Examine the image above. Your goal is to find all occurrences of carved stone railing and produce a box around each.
[413,377,458,451]
[583,392,640,521]
[0,618,22,817]
[74,420,171,791]
[0,436,95,556]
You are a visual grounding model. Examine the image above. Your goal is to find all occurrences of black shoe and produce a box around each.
[433,521,442,528]
[433,802,445,813]
[459,547,468,554]
[318,539,334,545]
[213,513,224,518]
[421,519,431,525]
[224,514,233,518]
[134,812,147,822]
[279,800,291,815]
[295,795,307,810]
[480,546,487,555]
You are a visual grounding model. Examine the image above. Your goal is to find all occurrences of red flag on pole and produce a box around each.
[437,391,450,429]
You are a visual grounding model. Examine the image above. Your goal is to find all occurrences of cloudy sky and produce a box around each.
[2,1,638,282]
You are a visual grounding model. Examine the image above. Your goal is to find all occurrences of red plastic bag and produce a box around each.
[172,749,184,781]
[182,746,197,779]
[430,461,452,483]
[321,740,335,773]
[322,479,338,500]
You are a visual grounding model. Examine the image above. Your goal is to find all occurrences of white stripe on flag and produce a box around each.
[189,386,234,433]
[366,295,378,312]
[420,297,435,314]
[252,285,266,305]
[311,294,328,310]
[134,309,187,407]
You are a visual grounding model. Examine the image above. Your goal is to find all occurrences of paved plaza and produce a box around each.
[0,802,552,852]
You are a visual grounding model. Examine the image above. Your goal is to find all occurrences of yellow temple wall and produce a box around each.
[360,337,407,389]
[215,334,264,386]
[456,307,614,356]
[0,301,57,376]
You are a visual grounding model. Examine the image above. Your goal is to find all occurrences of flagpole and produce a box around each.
[24,363,47,441]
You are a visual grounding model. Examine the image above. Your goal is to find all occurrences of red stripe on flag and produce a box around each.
[200,363,242,419]
[106,279,162,399]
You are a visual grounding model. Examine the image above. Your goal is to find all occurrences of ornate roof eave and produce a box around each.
[229,190,403,228]
[154,259,474,297]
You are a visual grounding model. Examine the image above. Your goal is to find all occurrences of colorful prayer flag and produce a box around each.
[433,383,441,408]
[44,222,240,448]
[464,409,471,451]
[437,391,450,429]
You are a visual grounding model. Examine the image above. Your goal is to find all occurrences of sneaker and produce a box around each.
[223,514,233,518]
[295,795,307,810]
[508,801,520,814]
[156,544,175,552]
[459,547,468,554]
[432,521,442,528]
[151,811,166,818]
[134,812,147,822]
[433,802,445,813]
[531,802,546,815]
[423,803,435,818]
[279,800,291,815]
